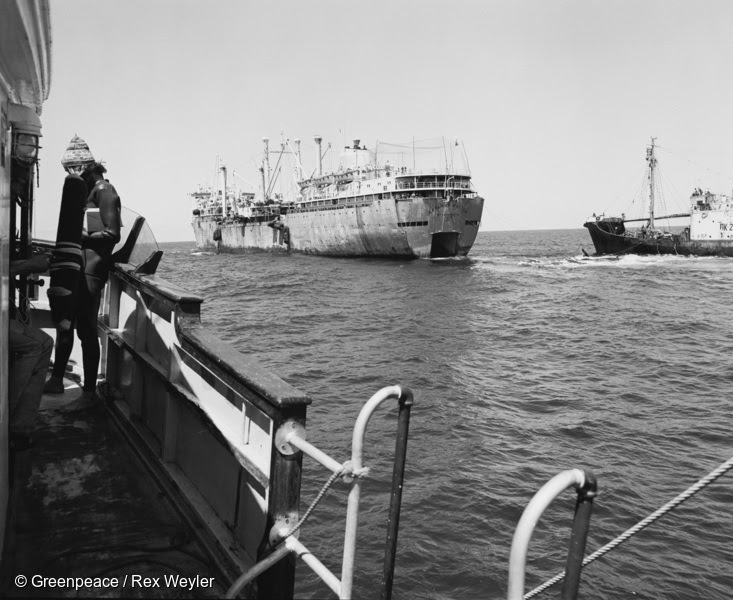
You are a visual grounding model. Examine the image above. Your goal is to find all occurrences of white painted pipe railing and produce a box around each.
[340,385,405,599]
[507,469,588,600]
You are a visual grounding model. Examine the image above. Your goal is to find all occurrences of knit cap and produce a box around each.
[61,135,95,168]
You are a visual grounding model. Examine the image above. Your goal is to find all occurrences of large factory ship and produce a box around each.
[191,137,484,258]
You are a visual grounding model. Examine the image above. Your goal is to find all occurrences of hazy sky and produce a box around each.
[34,0,733,242]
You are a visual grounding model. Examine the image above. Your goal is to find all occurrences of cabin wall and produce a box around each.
[0,0,52,560]
[690,209,733,240]
[0,88,10,561]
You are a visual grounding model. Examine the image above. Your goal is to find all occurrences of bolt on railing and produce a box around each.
[225,385,414,600]
[507,469,597,600]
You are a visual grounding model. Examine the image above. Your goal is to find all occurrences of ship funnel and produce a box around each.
[259,166,267,202]
[339,140,375,170]
[315,135,323,176]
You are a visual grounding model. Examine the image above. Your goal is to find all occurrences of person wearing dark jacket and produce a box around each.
[44,135,121,411]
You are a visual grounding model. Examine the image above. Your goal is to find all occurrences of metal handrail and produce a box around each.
[394,180,472,190]
[507,469,597,600]
[225,385,413,600]
[341,385,410,598]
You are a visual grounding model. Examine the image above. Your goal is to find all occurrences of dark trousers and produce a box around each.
[50,275,104,393]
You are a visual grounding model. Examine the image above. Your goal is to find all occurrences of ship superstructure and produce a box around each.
[191,137,484,258]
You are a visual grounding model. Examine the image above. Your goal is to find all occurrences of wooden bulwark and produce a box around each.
[100,263,311,599]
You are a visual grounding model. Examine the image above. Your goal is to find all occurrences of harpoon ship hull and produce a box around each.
[193,195,484,258]
[584,220,733,257]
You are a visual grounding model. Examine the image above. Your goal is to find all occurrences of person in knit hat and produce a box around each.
[45,135,122,411]
[60,134,95,172]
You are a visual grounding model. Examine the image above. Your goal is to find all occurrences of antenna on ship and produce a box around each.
[647,137,657,230]
[461,140,471,176]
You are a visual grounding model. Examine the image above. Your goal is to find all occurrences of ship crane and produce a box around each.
[285,138,305,181]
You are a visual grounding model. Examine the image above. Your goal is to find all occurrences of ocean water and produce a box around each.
[156,230,733,600]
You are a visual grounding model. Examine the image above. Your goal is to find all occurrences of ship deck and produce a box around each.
[1,327,227,599]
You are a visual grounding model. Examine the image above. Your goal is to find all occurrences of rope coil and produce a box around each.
[524,454,733,599]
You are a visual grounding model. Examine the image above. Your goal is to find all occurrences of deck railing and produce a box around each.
[394,180,473,191]
[224,385,413,600]
[507,470,597,600]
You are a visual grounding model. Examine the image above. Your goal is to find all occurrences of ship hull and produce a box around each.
[193,217,288,253]
[584,221,733,257]
[193,196,484,258]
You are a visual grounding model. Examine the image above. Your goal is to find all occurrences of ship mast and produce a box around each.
[263,137,271,199]
[219,163,228,216]
[647,137,657,230]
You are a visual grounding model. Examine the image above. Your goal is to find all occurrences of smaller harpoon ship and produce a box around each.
[191,137,485,258]
[584,138,733,257]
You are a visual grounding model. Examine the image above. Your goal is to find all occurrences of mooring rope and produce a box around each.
[524,454,733,599]
[273,461,351,545]
[225,462,355,599]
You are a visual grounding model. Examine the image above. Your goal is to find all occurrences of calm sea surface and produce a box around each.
[156,230,733,600]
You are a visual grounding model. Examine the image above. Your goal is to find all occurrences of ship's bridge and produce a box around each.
[339,140,376,170]
[691,189,733,211]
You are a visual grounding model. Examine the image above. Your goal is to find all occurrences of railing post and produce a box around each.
[256,406,306,600]
[341,385,409,599]
[507,469,596,600]
[381,389,413,600]
[561,472,597,600]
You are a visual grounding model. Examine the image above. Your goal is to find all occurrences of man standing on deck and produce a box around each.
[43,136,121,411]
